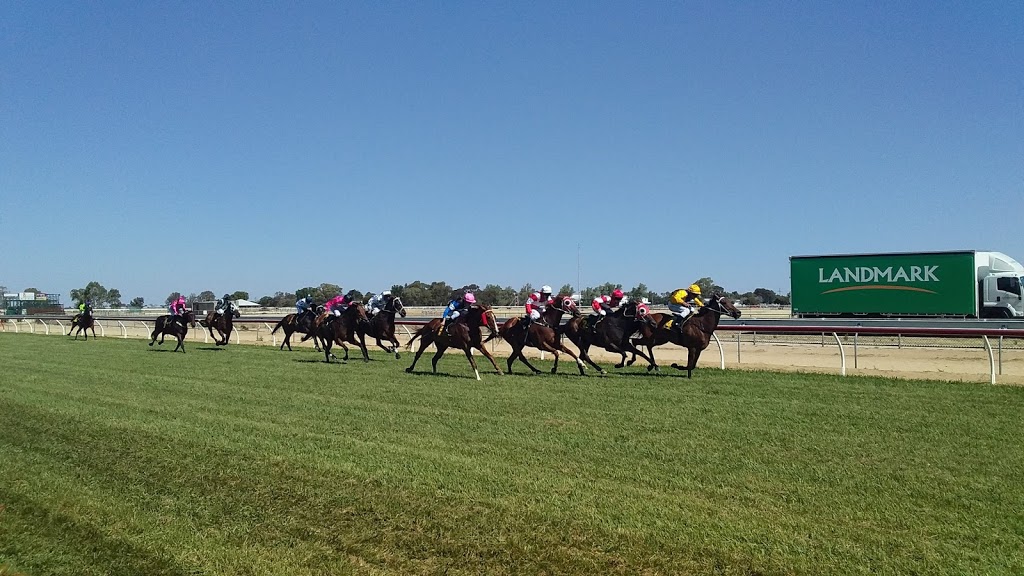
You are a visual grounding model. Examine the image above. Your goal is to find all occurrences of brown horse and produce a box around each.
[358,295,407,358]
[272,307,322,351]
[311,302,370,363]
[561,301,658,374]
[629,294,742,377]
[201,306,240,346]
[488,294,587,375]
[405,304,503,380]
[148,310,197,353]
[68,310,97,340]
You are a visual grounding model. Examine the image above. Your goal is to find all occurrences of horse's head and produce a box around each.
[470,304,499,334]
[388,296,408,318]
[184,310,197,327]
[623,301,657,327]
[706,294,741,319]
[348,302,370,324]
[552,294,582,318]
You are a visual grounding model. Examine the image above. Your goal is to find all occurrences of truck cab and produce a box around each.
[977,252,1024,318]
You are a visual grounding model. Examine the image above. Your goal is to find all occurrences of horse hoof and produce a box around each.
[599,370,607,375]
[395,353,401,360]
[148,343,153,347]
[550,368,557,374]
[405,367,413,373]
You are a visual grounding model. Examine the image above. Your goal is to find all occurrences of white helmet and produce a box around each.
[570,293,581,302]
[382,290,391,296]
[541,285,552,294]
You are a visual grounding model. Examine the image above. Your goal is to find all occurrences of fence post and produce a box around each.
[736,332,741,364]
[983,335,995,384]
[833,332,846,376]
[29,320,35,334]
[42,320,50,335]
[854,332,858,369]
[752,331,757,346]
[95,321,106,337]
[263,323,274,346]
[118,321,127,338]
[998,335,1003,375]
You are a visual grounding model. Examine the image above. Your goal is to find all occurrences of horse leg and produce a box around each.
[352,334,370,362]
[389,332,401,359]
[322,335,333,363]
[280,328,290,351]
[553,342,586,375]
[514,345,544,375]
[405,335,432,373]
[576,342,606,375]
[430,343,448,374]
[462,345,481,381]
[174,334,185,353]
[149,326,158,346]
[474,343,503,375]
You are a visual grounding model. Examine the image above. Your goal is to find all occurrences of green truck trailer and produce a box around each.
[790,251,1024,318]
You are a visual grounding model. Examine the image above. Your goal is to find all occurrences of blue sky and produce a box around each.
[2,2,1021,304]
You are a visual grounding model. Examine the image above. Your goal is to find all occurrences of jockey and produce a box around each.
[78,299,93,318]
[325,292,353,318]
[215,294,233,317]
[524,285,553,326]
[668,284,704,329]
[168,295,187,323]
[591,288,626,317]
[295,295,315,319]
[366,290,391,316]
[441,291,476,332]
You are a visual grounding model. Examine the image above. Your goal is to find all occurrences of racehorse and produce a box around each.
[272,306,323,351]
[358,295,408,359]
[148,310,198,353]
[200,305,240,346]
[311,302,370,363]
[68,310,96,340]
[488,294,587,375]
[628,294,741,377]
[405,304,503,380]
[561,301,658,374]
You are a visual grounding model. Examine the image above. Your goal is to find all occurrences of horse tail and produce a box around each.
[271,318,286,335]
[406,324,430,350]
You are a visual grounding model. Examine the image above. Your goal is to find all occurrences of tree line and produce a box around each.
[43,278,789,309]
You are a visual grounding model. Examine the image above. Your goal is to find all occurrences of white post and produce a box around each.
[833,332,846,376]
[233,328,240,345]
[712,333,724,369]
[983,335,995,385]
[56,319,65,332]
[118,321,127,338]
[96,321,106,337]
[30,320,35,334]
[263,323,274,346]
[13,320,19,333]
[42,320,50,335]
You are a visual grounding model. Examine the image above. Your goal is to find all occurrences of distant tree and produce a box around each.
[428,281,455,304]
[347,289,364,302]
[628,283,649,301]
[230,290,249,301]
[774,293,791,305]
[479,284,516,306]
[753,288,777,305]
[272,292,296,307]
[71,282,122,307]
[516,283,534,305]
[22,287,42,293]
[692,277,716,296]
[740,292,761,306]
[196,290,216,302]
[319,283,343,300]
[165,292,182,305]
[557,284,574,297]
[129,297,145,308]
[258,295,276,307]
[295,287,317,300]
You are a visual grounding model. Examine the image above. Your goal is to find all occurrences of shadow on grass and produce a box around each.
[196,347,226,352]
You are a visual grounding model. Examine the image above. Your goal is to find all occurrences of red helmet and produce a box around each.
[612,289,624,299]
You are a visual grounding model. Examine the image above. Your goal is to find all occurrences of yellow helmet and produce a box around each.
[689,283,702,295]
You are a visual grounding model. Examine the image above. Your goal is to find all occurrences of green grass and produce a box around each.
[1,334,1023,575]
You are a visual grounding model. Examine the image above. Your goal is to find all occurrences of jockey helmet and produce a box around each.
[463,292,476,304]
[612,289,624,299]
[541,285,552,294]
[222,294,230,300]
[382,290,391,296]
[689,284,702,295]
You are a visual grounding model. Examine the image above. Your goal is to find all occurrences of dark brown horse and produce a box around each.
[312,302,370,363]
[628,294,742,377]
[200,306,240,346]
[272,307,322,351]
[488,295,587,375]
[405,305,503,380]
[561,301,658,374]
[148,310,197,353]
[68,310,96,340]
[358,295,408,358]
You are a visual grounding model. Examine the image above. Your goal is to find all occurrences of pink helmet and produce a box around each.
[612,289,624,299]
[463,292,476,304]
